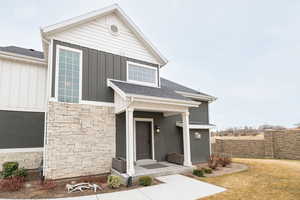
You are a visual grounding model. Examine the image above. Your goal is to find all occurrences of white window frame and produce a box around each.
[55,45,83,103]
[126,61,158,87]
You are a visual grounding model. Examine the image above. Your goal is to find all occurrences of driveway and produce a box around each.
[96,174,225,200]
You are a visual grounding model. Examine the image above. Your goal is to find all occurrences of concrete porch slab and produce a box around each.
[112,161,193,183]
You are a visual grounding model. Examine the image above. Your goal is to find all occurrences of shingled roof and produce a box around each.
[0,46,44,59]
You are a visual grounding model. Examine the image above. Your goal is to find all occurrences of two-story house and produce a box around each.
[0,4,216,179]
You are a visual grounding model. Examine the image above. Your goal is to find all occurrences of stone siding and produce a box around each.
[212,130,300,160]
[0,150,43,171]
[44,102,115,179]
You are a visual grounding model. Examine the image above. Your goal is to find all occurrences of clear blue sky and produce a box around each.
[1,0,299,130]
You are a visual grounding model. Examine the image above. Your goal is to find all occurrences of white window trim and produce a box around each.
[126,61,158,87]
[55,45,83,103]
[133,118,155,162]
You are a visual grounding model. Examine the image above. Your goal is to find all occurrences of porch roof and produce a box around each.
[108,79,195,102]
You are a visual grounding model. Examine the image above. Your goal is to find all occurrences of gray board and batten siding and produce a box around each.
[0,110,44,149]
[116,103,210,164]
[51,40,159,102]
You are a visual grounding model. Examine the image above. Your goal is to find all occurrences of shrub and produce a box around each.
[0,176,24,192]
[107,175,121,189]
[218,156,227,167]
[12,168,28,178]
[193,169,204,177]
[139,176,153,186]
[1,162,19,178]
[208,155,218,169]
[203,168,213,174]
[40,180,57,190]
[224,156,232,166]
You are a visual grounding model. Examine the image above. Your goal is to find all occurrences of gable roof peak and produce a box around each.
[40,3,167,66]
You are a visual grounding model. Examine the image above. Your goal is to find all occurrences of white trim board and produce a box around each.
[0,51,46,66]
[0,148,43,153]
[176,122,216,129]
[49,98,115,107]
[126,61,159,88]
[133,118,155,162]
[54,45,83,102]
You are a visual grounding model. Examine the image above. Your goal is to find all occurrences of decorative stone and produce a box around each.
[44,101,116,179]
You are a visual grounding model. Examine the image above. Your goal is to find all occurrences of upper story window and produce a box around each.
[56,45,82,103]
[127,61,158,87]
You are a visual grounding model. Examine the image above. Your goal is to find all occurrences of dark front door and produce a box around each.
[136,121,152,160]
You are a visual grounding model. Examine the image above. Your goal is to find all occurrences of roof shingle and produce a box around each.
[0,46,44,59]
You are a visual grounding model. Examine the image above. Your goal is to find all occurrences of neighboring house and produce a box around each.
[0,4,216,179]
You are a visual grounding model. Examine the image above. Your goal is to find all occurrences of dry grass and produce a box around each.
[198,158,300,200]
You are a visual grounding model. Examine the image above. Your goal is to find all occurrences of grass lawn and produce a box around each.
[198,158,300,200]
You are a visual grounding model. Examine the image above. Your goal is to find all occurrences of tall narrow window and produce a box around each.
[56,46,81,103]
[127,62,158,87]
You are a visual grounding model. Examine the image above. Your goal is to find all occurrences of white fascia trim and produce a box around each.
[175,91,217,102]
[0,51,46,66]
[130,94,200,107]
[108,79,200,107]
[176,122,216,129]
[107,79,127,99]
[41,4,167,66]
[81,100,115,107]
[0,148,43,153]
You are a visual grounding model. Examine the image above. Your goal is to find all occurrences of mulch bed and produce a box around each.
[183,162,248,179]
[0,171,161,199]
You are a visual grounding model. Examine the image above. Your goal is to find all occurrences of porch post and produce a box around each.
[126,107,135,176]
[182,111,192,166]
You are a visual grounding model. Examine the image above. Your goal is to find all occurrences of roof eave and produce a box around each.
[175,91,217,103]
[107,79,199,107]
[0,50,46,65]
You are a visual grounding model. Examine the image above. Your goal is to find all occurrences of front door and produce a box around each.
[136,121,152,160]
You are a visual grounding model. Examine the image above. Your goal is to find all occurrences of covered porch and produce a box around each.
[108,79,201,176]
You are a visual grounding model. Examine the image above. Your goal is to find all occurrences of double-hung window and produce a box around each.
[56,46,82,103]
[127,62,158,87]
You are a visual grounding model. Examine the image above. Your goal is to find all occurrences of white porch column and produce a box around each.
[126,107,135,176]
[182,111,192,166]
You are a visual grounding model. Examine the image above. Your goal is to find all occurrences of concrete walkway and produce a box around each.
[90,174,225,200]
[0,174,225,200]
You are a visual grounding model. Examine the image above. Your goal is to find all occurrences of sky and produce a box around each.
[0,0,299,130]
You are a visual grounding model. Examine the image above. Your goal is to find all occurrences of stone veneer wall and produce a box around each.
[44,102,115,179]
[212,139,265,158]
[0,150,43,171]
[212,130,300,160]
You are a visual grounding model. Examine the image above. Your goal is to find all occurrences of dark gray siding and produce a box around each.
[190,129,210,163]
[134,112,183,162]
[116,112,126,158]
[115,102,210,163]
[0,110,44,149]
[51,40,159,102]
[115,111,183,161]
[189,101,209,123]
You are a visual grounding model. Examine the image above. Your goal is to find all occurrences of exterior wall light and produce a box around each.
[155,125,160,133]
[194,132,201,139]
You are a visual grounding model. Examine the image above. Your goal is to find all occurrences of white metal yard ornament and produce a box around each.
[66,183,102,193]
